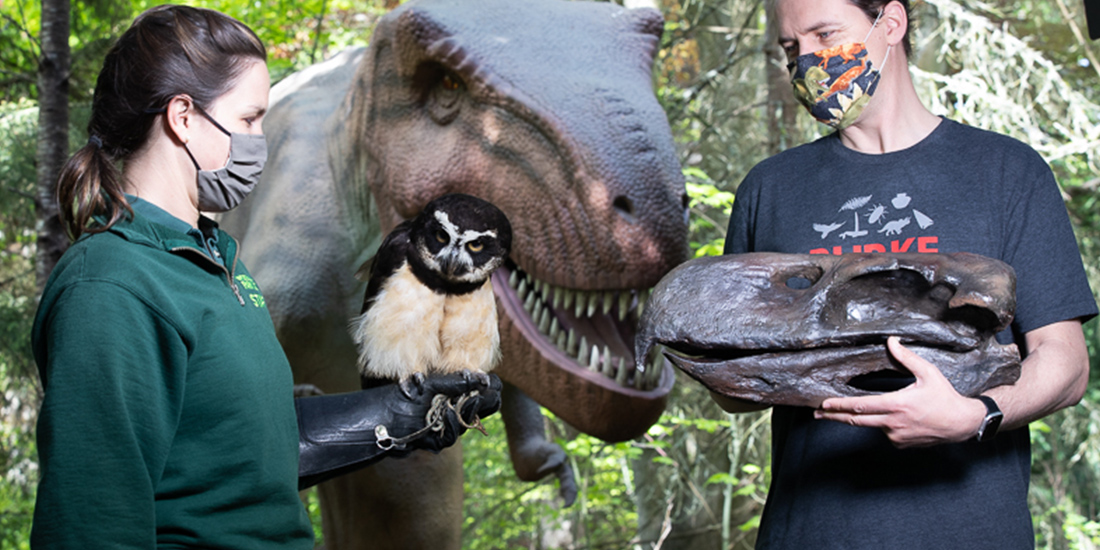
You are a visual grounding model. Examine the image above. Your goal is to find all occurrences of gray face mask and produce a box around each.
[184,106,267,213]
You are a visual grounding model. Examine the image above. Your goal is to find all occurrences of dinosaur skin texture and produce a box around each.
[219,0,689,548]
[636,252,1022,408]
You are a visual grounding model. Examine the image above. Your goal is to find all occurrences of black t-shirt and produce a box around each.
[725,118,1097,549]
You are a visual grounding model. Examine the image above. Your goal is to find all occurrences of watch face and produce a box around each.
[978,411,1004,442]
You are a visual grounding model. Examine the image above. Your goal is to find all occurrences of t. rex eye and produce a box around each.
[467,240,484,253]
[435,230,449,244]
[441,74,461,91]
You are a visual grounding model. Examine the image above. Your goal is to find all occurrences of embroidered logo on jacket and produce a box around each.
[235,274,267,308]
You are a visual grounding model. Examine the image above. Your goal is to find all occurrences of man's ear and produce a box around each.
[882,0,908,49]
[164,95,196,146]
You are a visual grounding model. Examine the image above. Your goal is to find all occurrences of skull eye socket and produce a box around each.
[786,276,814,290]
[783,265,823,290]
[467,240,484,253]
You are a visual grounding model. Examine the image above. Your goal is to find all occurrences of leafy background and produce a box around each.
[2,0,1099,548]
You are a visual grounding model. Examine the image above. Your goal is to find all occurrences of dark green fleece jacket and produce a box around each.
[31,204,313,549]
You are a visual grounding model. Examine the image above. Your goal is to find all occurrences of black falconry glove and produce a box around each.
[296,372,502,490]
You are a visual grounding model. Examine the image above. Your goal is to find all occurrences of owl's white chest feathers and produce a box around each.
[352,264,500,380]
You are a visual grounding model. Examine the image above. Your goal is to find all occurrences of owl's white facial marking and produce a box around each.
[421,210,501,283]
[434,210,498,245]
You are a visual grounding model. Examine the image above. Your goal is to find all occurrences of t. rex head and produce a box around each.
[635,252,1022,408]
[341,0,689,440]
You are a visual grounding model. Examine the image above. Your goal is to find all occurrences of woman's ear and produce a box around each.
[882,0,908,49]
[164,95,195,146]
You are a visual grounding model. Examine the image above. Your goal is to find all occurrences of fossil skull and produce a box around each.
[634,252,1022,407]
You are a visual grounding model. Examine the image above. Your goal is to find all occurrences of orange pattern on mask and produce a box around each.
[816,42,865,69]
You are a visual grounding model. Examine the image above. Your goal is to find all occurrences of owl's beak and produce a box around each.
[438,250,468,278]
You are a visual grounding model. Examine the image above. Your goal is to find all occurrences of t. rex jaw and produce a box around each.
[494,263,670,392]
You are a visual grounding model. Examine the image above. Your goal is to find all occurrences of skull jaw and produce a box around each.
[666,339,1021,408]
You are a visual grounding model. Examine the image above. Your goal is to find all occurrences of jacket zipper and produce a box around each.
[170,246,247,306]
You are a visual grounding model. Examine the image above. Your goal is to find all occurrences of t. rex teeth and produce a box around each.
[566,330,577,355]
[589,346,600,371]
[508,270,518,289]
[601,292,613,315]
[586,292,599,318]
[637,289,649,319]
[600,345,612,375]
[551,286,562,309]
[516,278,528,301]
[562,288,574,310]
[648,355,663,386]
[548,317,559,339]
[536,307,550,333]
[615,356,628,385]
[555,330,567,350]
[618,292,631,321]
[523,292,536,314]
[633,364,646,390]
[577,336,589,365]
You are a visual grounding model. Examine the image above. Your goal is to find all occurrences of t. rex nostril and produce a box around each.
[613,196,636,217]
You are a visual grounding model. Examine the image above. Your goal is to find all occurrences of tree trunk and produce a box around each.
[35,0,72,294]
[764,5,800,156]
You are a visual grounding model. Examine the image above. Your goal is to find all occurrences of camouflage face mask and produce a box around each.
[788,10,891,130]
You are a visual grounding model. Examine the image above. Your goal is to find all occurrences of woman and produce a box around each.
[31,6,498,548]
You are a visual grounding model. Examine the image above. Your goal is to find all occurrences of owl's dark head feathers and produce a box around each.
[408,194,512,293]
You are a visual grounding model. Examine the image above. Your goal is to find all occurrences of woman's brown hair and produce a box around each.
[56,5,266,239]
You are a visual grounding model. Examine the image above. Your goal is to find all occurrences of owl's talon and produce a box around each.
[293,383,324,397]
[461,369,491,388]
[399,373,427,399]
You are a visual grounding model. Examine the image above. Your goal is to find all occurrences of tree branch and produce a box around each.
[1053,0,1100,81]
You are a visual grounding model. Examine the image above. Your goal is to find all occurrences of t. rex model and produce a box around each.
[219,0,689,547]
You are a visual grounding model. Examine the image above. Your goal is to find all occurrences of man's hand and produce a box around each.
[814,337,985,448]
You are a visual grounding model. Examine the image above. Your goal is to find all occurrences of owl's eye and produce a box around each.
[435,230,449,244]
[467,240,484,253]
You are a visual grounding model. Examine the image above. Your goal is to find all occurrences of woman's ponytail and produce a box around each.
[56,136,131,240]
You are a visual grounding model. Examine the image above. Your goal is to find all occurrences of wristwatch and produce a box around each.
[975,395,1003,442]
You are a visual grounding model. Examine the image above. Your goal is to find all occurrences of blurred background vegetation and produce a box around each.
[2,0,1098,548]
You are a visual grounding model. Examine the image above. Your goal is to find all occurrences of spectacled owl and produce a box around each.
[351,193,512,391]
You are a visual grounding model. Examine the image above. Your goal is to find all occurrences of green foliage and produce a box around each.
[462,414,644,549]
[0,99,39,550]
[461,385,771,550]
[172,0,390,83]
[302,487,325,546]
[683,166,734,257]
[0,0,40,103]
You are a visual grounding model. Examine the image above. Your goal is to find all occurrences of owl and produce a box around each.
[351,194,512,393]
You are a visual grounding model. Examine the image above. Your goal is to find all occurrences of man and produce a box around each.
[719,0,1097,547]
